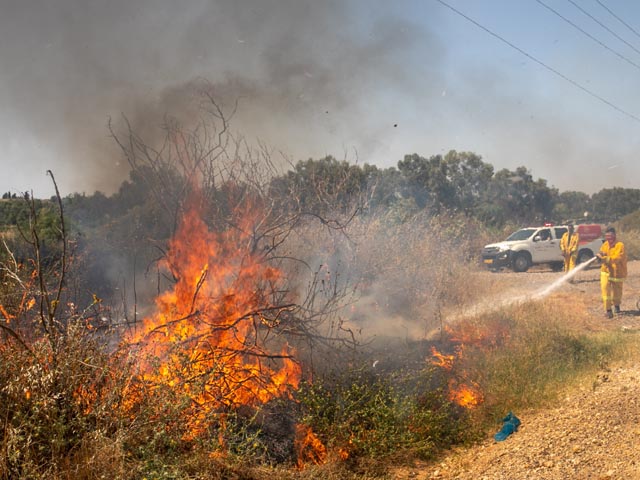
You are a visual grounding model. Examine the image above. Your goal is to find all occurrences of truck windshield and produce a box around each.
[506,228,536,241]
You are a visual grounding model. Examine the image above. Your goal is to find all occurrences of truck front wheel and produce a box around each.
[512,252,531,272]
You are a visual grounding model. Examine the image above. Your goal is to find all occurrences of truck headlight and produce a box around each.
[497,248,510,259]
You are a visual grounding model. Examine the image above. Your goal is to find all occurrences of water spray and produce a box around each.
[446,256,599,323]
[529,255,597,300]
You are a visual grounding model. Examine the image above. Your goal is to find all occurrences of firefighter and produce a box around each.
[596,227,627,318]
[560,223,580,273]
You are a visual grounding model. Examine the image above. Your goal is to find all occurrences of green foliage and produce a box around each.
[0,198,67,277]
[0,197,32,227]
[0,198,63,244]
[477,167,557,227]
[269,156,378,215]
[552,190,592,223]
[397,150,494,216]
[591,188,640,222]
[297,366,473,462]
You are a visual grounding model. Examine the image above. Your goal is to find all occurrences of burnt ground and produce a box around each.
[393,260,640,480]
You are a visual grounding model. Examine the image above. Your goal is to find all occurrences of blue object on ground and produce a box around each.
[494,412,521,442]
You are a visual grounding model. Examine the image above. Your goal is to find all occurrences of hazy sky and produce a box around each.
[1,0,639,198]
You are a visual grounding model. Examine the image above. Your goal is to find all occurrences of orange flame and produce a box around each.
[429,346,455,370]
[125,194,301,438]
[431,346,483,409]
[447,379,482,408]
[295,424,327,468]
[337,447,350,460]
[444,320,510,349]
[0,304,13,322]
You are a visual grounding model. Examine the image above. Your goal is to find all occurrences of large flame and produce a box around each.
[126,194,301,438]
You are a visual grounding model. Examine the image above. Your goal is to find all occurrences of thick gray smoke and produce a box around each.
[1,0,638,198]
[0,0,440,197]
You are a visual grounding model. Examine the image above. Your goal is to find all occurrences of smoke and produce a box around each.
[2,0,637,199]
[0,0,442,197]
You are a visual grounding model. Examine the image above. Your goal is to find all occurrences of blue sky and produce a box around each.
[1,0,639,198]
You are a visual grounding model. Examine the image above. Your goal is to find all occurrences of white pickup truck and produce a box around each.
[481,224,604,272]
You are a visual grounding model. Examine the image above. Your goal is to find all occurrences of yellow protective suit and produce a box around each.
[560,231,580,272]
[599,240,627,313]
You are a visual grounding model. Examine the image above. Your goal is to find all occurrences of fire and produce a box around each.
[430,346,455,370]
[337,447,349,460]
[125,193,301,438]
[294,424,327,468]
[447,379,482,408]
[0,304,12,322]
[430,346,483,409]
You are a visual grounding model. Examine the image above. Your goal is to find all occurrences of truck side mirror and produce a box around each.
[533,235,541,242]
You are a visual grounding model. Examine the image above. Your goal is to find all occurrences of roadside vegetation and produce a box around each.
[1,94,640,479]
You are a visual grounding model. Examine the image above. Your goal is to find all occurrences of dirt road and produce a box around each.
[402,261,640,480]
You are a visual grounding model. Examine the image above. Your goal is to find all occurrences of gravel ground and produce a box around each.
[395,260,640,480]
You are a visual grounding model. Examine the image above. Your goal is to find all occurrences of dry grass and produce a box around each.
[446,294,636,423]
[619,229,640,261]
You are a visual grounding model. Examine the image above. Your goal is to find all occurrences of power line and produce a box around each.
[535,0,640,72]
[595,0,640,42]
[433,0,640,124]
[566,0,640,56]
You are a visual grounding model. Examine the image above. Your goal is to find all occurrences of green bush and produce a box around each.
[296,365,475,464]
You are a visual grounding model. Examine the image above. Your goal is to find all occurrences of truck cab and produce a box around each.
[482,224,603,272]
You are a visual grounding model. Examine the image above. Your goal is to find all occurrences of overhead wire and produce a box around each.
[567,0,640,56]
[535,0,640,72]
[433,0,640,124]
[595,0,640,41]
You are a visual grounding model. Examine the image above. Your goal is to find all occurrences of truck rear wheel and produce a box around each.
[512,252,531,272]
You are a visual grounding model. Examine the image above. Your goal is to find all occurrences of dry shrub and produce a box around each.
[63,431,129,480]
[0,321,134,480]
[274,208,497,372]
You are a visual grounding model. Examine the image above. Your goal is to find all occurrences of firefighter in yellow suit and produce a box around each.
[597,227,627,318]
[560,224,580,272]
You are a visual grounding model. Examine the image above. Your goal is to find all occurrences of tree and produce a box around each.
[591,187,640,222]
[397,153,457,212]
[552,191,592,223]
[477,166,555,227]
[442,150,494,215]
[395,150,495,216]
[267,156,402,216]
